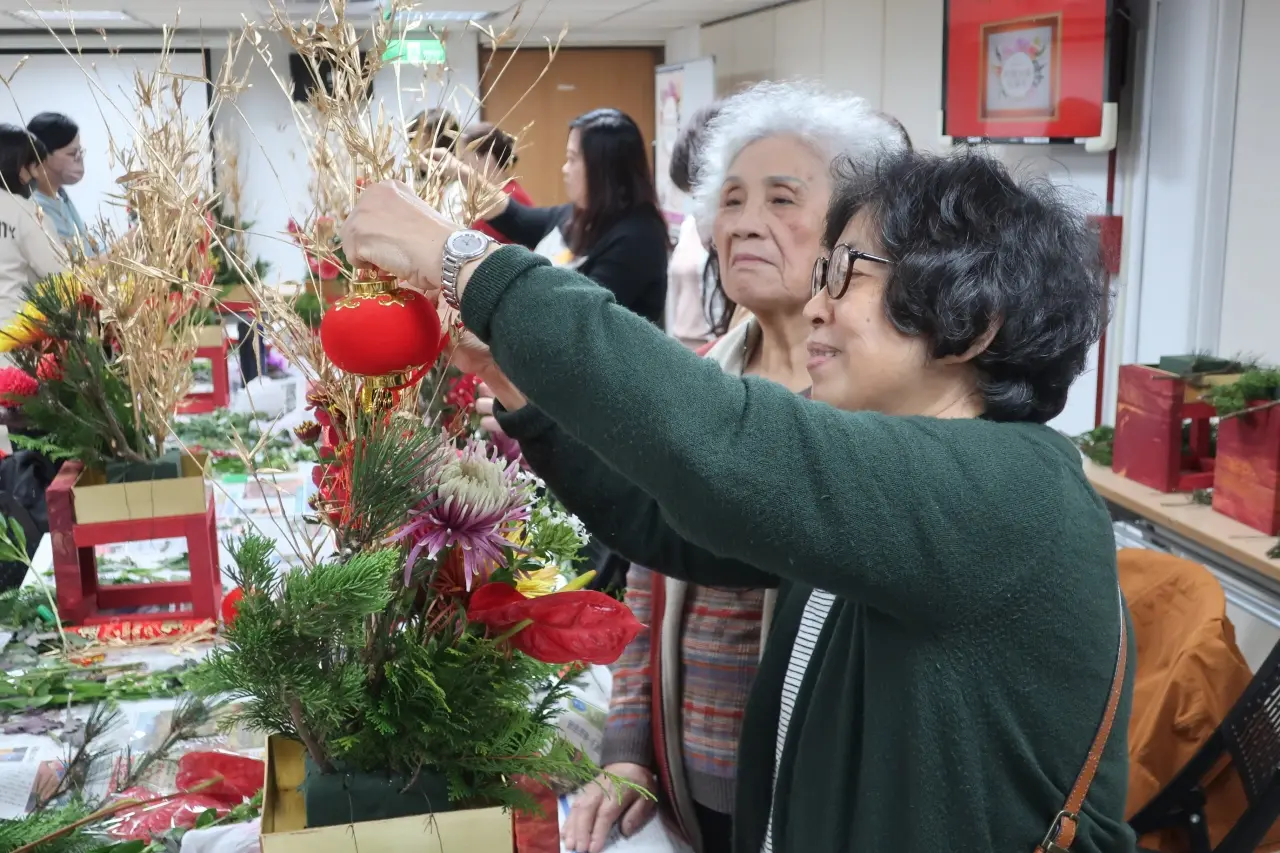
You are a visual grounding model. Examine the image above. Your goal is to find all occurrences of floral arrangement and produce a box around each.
[178,0,634,828]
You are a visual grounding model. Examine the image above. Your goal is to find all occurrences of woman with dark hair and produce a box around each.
[457,122,534,244]
[433,107,668,324]
[340,144,1134,853]
[0,125,67,349]
[26,112,97,257]
[408,108,460,153]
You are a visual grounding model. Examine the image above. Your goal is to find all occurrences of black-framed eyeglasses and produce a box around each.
[811,243,892,300]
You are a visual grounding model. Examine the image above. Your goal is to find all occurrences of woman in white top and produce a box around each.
[0,125,67,358]
[664,103,721,350]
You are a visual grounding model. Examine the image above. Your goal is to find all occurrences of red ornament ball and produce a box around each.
[320,287,445,377]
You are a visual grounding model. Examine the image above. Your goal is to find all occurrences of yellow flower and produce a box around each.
[0,303,47,353]
[515,565,561,598]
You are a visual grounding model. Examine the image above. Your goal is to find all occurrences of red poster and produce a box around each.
[944,0,1112,141]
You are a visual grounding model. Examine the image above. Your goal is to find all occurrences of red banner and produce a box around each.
[943,0,1111,141]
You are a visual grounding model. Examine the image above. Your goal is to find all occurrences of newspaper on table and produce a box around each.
[0,697,265,819]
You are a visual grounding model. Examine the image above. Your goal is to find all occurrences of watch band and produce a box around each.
[442,253,463,311]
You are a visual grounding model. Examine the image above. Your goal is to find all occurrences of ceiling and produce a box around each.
[0,0,772,44]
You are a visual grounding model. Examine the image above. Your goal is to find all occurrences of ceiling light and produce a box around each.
[9,9,140,24]
[383,9,496,23]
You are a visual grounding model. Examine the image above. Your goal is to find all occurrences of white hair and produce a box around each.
[692,80,905,241]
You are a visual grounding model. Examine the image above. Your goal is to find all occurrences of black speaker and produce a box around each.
[288,51,375,103]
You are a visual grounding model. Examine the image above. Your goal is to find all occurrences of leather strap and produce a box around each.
[1036,588,1128,853]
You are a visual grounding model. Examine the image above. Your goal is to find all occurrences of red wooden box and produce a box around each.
[177,327,231,415]
[46,460,222,625]
[1112,364,1233,492]
[1213,402,1280,534]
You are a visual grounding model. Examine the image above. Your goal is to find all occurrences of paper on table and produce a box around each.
[0,764,41,818]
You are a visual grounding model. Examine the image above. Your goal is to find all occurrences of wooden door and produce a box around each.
[479,48,661,207]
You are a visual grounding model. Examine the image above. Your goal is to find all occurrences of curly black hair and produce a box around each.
[823,147,1109,424]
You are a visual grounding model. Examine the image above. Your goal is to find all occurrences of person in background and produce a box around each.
[432,107,668,324]
[411,109,467,223]
[664,102,720,350]
[26,112,98,258]
[432,106,668,595]
[555,83,905,853]
[457,122,534,244]
[409,108,460,154]
[0,126,67,359]
[340,141,1133,853]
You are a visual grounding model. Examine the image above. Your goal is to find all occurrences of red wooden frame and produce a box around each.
[177,338,231,415]
[1112,364,1217,493]
[46,461,222,625]
[1213,404,1280,535]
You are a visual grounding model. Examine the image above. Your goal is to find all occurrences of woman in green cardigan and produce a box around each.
[339,146,1135,853]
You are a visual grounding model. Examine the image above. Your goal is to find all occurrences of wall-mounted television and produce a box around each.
[942,0,1128,147]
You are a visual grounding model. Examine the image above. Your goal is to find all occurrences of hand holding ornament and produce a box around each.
[338,180,455,299]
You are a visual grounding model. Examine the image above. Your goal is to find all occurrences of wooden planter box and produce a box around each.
[1213,402,1280,534]
[1112,364,1239,492]
[261,736,514,853]
[47,457,221,625]
[178,327,231,414]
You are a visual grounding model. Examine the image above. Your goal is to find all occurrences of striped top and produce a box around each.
[762,589,836,853]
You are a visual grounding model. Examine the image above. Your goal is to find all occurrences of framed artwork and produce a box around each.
[943,0,1124,144]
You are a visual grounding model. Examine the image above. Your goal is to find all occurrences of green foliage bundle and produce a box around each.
[290,292,324,330]
[193,416,603,814]
[11,278,155,466]
[1202,368,1280,416]
[193,533,596,813]
[1073,425,1115,467]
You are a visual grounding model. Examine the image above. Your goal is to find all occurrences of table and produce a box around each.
[1083,460,1280,586]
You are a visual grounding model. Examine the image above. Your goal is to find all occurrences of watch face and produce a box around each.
[448,230,488,258]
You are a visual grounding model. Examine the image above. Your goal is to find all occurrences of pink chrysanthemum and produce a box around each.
[390,441,532,589]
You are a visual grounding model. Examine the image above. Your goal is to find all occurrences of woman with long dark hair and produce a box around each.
[433,107,668,323]
[0,125,67,351]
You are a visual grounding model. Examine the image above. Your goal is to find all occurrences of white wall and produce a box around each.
[210,31,479,282]
[699,0,1121,436]
[1220,0,1279,364]
[0,49,211,237]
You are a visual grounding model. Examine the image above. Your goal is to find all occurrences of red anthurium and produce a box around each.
[467,582,642,665]
[221,587,243,627]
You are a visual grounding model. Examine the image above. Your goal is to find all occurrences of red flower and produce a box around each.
[0,367,38,406]
[36,354,62,381]
[294,420,322,445]
[305,251,344,281]
[445,373,481,412]
[221,587,243,627]
[198,266,215,288]
[467,582,643,665]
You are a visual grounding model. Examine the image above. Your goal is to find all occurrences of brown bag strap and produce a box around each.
[1036,588,1128,853]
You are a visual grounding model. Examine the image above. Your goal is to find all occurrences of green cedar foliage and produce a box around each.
[194,530,599,814]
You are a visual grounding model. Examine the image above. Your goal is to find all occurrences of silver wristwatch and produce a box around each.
[441,229,493,310]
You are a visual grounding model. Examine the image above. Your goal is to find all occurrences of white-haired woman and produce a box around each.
[489,83,905,853]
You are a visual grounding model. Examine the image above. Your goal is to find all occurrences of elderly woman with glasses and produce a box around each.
[338,144,1134,853]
